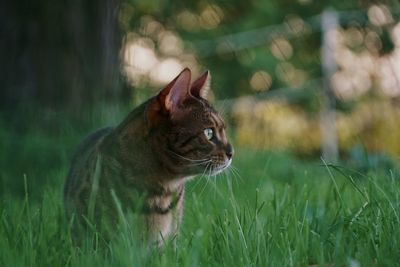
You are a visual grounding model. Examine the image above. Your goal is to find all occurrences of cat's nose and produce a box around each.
[225,144,234,159]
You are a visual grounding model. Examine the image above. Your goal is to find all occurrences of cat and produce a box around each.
[64,68,233,246]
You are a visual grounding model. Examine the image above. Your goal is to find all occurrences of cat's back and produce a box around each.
[64,127,113,203]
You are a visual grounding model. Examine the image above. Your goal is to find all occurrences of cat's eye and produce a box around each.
[204,128,214,140]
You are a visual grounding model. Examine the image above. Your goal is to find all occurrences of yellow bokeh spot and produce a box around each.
[270,38,293,60]
[199,4,224,29]
[250,71,272,91]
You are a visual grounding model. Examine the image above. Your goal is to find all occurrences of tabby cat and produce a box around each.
[64,68,233,245]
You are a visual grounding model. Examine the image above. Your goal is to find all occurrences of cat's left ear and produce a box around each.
[148,68,191,125]
[190,70,211,99]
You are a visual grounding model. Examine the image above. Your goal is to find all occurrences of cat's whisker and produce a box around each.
[227,166,241,187]
[189,161,212,193]
[200,161,212,179]
[228,164,243,182]
[198,165,213,197]
[198,179,209,197]
[226,167,236,183]
[165,149,211,163]
[230,165,240,178]
[195,162,213,196]
[223,167,232,181]
[186,160,212,167]
[204,163,228,198]
[206,173,226,200]
[209,163,216,178]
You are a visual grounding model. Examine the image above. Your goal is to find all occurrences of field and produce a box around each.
[1,111,400,267]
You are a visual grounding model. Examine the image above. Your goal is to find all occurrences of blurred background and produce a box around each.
[1,0,400,198]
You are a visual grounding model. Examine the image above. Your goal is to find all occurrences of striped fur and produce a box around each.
[64,69,233,245]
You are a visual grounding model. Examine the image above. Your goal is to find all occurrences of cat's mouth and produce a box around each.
[167,150,232,176]
[209,158,232,176]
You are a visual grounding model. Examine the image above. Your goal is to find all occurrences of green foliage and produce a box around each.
[233,99,400,157]
[0,105,131,198]
[121,0,396,99]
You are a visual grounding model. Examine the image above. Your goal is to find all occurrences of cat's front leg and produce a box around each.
[145,212,173,247]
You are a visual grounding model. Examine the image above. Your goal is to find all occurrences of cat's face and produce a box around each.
[165,98,233,176]
[148,68,233,177]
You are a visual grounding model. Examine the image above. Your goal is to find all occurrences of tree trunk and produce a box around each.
[0,0,125,110]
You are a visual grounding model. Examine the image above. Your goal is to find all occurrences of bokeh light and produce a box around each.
[250,71,273,91]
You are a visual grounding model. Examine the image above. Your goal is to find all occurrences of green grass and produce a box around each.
[1,149,400,266]
[1,111,400,266]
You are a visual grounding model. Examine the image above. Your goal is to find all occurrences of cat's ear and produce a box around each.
[156,68,191,114]
[190,70,211,99]
[147,68,191,127]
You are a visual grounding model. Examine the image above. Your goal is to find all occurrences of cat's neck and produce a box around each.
[100,99,186,190]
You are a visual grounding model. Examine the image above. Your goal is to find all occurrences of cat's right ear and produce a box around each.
[190,70,211,99]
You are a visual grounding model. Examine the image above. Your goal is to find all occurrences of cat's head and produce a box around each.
[147,68,233,177]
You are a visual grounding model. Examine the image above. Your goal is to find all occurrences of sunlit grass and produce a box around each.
[1,145,400,266]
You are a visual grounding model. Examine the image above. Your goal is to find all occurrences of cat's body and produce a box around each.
[64,68,233,245]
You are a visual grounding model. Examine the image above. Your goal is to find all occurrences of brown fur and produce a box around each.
[64,68,233,245]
